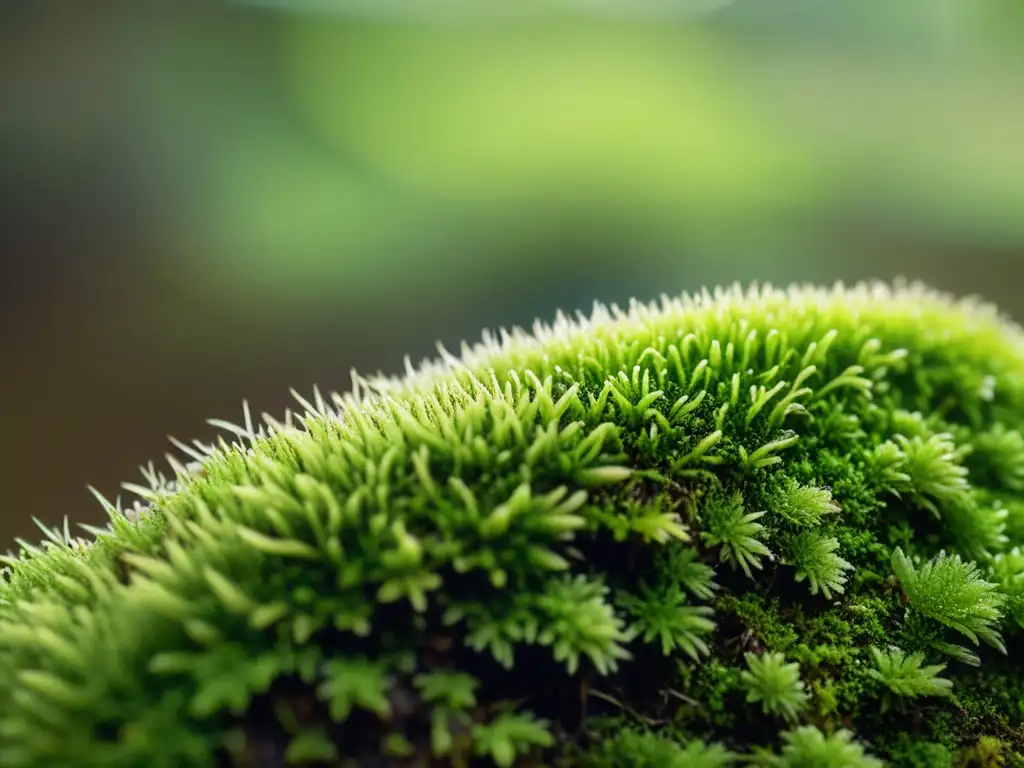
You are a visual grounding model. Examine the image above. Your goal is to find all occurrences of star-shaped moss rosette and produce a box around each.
[4,282,1024,767]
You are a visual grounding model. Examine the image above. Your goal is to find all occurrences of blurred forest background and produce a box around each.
[2,0,1024,549]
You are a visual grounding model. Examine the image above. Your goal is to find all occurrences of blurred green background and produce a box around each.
[2,0,1024,549]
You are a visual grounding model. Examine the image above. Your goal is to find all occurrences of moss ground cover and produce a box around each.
[4,282,1024,766]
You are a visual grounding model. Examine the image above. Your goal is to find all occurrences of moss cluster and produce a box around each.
[4,282,1024,766]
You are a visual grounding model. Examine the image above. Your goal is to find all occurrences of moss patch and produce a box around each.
[4,283,1024,766]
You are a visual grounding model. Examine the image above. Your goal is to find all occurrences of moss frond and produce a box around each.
[783,529,854,600]
[659,546,719,601]
[470,710,554,767]
[990,547,1024,629]
[969,424,1024,492]
[700,491,772,578]
[740,651,809,722]
[771,479,841,527]
[885,433,972,518]
[867,647,953,703]
[617,584,716,660]
[754,726,884,768]
[891,547,1006,656]
[579,726,734,768]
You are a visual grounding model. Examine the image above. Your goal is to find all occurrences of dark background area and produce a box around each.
[3,0,1024,549]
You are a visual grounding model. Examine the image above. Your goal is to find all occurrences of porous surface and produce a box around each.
[5,283,1024,767]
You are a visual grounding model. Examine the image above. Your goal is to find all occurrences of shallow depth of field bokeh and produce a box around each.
[2,0,1024,549]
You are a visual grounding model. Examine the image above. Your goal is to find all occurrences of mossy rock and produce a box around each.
[5,282,1024,767]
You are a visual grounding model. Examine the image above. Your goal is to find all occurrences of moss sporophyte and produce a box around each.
[5,282,1024,766]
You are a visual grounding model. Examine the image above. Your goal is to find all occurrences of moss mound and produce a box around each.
[5,282,1024,767]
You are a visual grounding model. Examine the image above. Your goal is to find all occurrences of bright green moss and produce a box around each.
[4,282,1024,766]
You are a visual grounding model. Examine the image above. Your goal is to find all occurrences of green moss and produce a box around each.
[4,282,1024,765]
[873,734,955,768]
[571,724,734,767]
